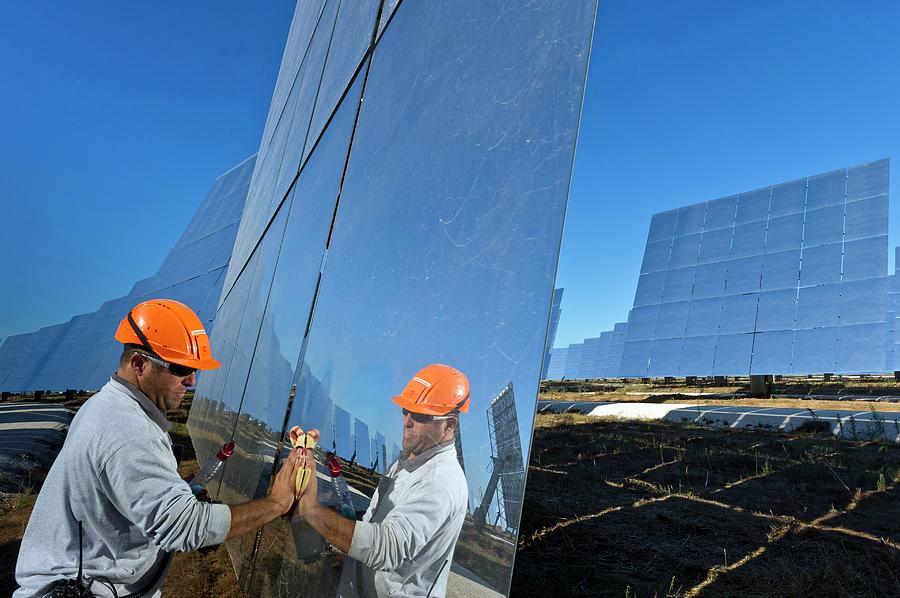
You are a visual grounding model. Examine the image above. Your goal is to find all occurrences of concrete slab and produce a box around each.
[587,403,701,420]
[541,400,900,444]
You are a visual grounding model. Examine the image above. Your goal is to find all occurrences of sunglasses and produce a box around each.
[402,408,456,424]
[137,352,197,377]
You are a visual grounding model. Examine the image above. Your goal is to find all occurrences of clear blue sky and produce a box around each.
[0,1,296,341]
[2,1,900,351]
[556,0,900,347]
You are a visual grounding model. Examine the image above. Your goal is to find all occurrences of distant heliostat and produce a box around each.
[549,159,893,380]
[0,156,255,392]
[619,159,889,377]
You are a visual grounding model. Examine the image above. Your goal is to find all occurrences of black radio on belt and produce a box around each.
[50,579,94,598]
[50,520,96,597]
[49,518,170,598]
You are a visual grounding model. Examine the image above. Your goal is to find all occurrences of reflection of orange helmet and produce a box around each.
[114,299,220,370]
[391,364,470,416]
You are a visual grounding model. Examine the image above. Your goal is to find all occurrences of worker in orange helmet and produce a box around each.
[298,363,470,598]
[15,299,303,598]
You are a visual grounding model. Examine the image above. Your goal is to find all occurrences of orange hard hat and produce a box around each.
[391,364,470,416]
[114,299,220,370]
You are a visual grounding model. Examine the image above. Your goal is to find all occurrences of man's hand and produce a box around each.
[227,447,306,540]
[270,447,302,515]
[297,449,319,515]
[293,450,354,553]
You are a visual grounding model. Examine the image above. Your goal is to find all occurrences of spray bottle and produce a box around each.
[189,440,235,496]
[325,454,356,519]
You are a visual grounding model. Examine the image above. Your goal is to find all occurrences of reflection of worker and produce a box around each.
[298,364,470,598]
[15,299,303,598]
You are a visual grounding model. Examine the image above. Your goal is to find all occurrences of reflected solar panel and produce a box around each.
[0,156,256,392]
[541,288,564,379]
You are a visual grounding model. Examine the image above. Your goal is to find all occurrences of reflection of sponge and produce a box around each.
[289,426,319,494]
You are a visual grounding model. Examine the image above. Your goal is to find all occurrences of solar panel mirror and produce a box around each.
[187,0,599,596]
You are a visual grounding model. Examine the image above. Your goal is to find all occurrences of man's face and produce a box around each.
[135,355,196,412]
[401,409,453,457]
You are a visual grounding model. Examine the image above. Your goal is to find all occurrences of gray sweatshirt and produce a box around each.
[14,375,231,598]
[337,440,468,597]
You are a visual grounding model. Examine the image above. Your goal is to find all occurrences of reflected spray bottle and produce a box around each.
[189,440,235,496]
[326,454,356,519]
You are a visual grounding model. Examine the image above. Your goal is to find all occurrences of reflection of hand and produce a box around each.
[289,426,320,495]
[270,447,302,515]
[297,449,319,515]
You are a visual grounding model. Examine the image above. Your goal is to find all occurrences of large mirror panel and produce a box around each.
[249,0,597,596]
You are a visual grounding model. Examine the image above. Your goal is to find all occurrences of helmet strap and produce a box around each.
[127,311,155,354]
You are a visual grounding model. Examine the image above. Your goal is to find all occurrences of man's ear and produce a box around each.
[130,353,146,375]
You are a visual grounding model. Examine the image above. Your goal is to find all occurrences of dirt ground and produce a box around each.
[511,413,900,597]
[4,381,900,596]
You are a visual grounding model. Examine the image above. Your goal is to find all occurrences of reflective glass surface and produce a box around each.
[844,195,888,240]
[792,327,838,373]
[838,323,886,372]
[692,261,729,298]
[668,233,702,268]
[1,156,255,392]
[679,335,717,374]
[759,249,801,291]
[800,242,843,286]
[376,0,402,38]
[674,204,706,237]
[796,284,840,328]
[194,0,598,595]
[703,195,737,230]
[734,189,770,224]
[806,169,846,210]
[305,0,379,159]
[712,333,753,375]
[840,278,887,325]
[843,236,888,280]
[698,228,733,263]
[722,255,764,296]
[540,288,564,379]
[685,298,723,337]
[847,158,889,202]
[754,289,796,332]
[765,213,804,253]
[662,267,696,302]
[260,0,327,154]
[749,330,794,374]
[718,294,758,335]
[620,160,890,377]
[803,205,845,247]
[619,340,651,377]
[626,305,661,341]
[641,239,673,274]
[649,338,683,373]
[647,209,678,241]
[730,221,767,258]
[633,271,667,307]
[768,179,807,217]
[273,0,340,207]
[655,302,690,338]
[217,69,365,525]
